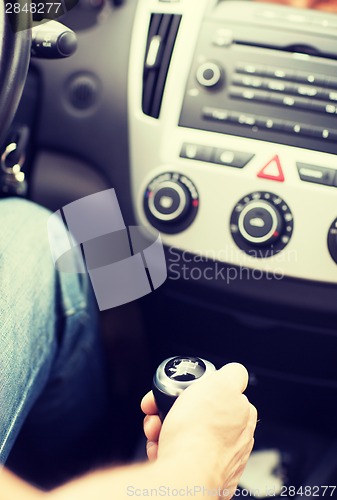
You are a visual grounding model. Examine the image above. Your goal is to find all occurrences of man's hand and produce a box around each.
[1,363,257,500]
[141,362,257,497]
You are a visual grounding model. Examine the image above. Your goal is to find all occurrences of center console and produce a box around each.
[128,1,337,493]
[128,0,337,287]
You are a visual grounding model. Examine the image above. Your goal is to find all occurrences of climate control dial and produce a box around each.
[144,173,199,234]
[230,192,293,257]
[328,218,337,264]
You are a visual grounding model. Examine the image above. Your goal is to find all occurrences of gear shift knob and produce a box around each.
[152,356,216,421]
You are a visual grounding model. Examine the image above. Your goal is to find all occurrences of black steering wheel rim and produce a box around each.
[0,3,31,147]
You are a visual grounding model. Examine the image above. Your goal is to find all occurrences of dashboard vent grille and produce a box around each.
[142,13,182,119]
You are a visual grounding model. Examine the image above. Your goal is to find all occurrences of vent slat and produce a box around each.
[142,13,182,119]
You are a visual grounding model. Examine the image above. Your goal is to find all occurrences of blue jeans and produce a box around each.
[0,198,111,488]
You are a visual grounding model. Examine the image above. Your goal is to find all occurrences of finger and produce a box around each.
[144,415,162,442]
[141,391,158,415]
[146,441,158,462]
[217,363,249,393]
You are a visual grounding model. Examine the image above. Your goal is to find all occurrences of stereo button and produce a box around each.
[180,143,212,162]
[266,80,286,92]
[307,127,337,141]
[264,68,295,81]
[329,91,337,101]
[237,114,256,126]
[307,100,337,114]
[326,77,337,90]
[202,107,230,122]
[235,63,265,76]
[297,163,336,187]
[196,62,222,88]
[283,122,312,136]
[232,75,263,88]
[229,87,269,102]
[213,149,254,168]
[255,117,284,131]
[297,85,319,97]
[323,90,337,102]
[212,29,233,47]
[295,72,325,86]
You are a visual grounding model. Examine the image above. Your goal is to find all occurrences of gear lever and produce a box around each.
[152,356,216,421]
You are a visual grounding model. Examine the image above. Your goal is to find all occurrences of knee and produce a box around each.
[0,198,56,317]
[0,198,52,266]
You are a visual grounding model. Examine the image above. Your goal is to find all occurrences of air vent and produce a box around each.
[142,13,182,118]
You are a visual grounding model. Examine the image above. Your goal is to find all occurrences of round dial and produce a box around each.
[144,173,199,234]
[230,192,294,258]
[196,61,223,88]
[328,218,337,264]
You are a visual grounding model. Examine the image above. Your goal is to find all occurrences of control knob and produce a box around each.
[230,192,294,257]
[328,218,337,264]
[144,173,199,234]
[196,61,223,88]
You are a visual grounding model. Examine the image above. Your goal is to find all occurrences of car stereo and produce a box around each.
[179,1,337,156]
[128,0,337,285]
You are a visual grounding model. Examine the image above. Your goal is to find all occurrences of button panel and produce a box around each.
[179,21,337,157]
[202,106,337,143]
[229,86,337,116]
[130,0,337,287]
[180,142,254,168]
[235,62,328,86]
[180,142,337,190]
[230,63,337,117]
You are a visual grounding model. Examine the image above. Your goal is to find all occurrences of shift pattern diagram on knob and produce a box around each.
[153,356,216,421]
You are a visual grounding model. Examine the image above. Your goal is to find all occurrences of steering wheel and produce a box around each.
[0,4,31,147]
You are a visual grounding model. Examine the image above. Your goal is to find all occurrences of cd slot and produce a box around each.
[210,21,337,60]
[234,39,336,61]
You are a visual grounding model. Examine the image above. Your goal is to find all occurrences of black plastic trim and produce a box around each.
[142,13,182,118]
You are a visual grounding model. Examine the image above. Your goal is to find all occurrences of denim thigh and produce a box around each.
[0,199,110,487]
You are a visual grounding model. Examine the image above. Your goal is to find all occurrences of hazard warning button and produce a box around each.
[257,155,285,182]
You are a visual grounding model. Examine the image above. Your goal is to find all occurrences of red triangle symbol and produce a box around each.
[257,155,285,182]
